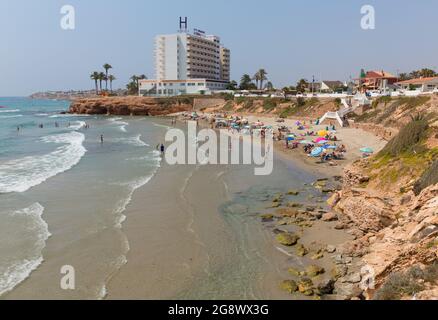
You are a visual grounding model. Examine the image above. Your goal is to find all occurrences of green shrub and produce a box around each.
[296,97,305,107]
[243,99,254,109]
[219,93,234,101]
[400,96,431,110]
[263,98,277,111]
[223,101,234,111]
[413,159,438,195]
[422,262,438,283]
[374,271,424,300]
[305,97,319,107]
[235,96,246,105]
[372,96,392,108]
[378,117,429,157]
[278,106,296,118]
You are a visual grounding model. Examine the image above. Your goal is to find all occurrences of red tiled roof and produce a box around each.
[365,70,397,79]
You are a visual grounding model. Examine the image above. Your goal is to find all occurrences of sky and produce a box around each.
[1,0,437,96]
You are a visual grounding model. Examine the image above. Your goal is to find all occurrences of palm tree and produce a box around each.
[265,81,274,91]
[296,79,309,93]
[90,71,100,94]
[108,75,116,93]
[103,64,112,90]
[257,69,268,90]
[239,74,252,90]
[130,75,139,89]
[98,72,106,93]
[252,73,260,90]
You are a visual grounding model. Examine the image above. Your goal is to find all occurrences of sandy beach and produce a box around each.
[103,115,387,299]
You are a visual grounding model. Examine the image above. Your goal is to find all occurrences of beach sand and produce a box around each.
[105,118,361,299]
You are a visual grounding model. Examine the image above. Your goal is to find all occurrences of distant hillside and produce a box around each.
[30,89,127,100]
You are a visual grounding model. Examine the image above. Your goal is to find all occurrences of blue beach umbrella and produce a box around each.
[310,147,324,157]
[300,140,314,145]
[360,147,374,153]
[325,145,337,150]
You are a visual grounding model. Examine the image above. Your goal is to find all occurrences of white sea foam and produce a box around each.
[114,134,148,147]
[108,117,129,132]
[35,113,49,116]
[153,122,171,130]
[0,109,20,113]
[0,203,50,296]
[126,150,161,164]
[49,114,90,118]
[113,174,156,229]
[68,121,86,130]
[0,132,87,193]
[0,115,23,119]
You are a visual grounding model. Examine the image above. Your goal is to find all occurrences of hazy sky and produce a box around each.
[1,0,437,96]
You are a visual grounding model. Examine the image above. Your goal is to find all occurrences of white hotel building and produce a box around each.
[139,31,230,96]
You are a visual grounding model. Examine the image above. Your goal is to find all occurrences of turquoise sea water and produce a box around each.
[0,97,165,298]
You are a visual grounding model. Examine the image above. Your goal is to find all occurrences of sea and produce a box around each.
[0,97,165,298]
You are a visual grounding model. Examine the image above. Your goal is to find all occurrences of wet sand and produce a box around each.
[106,136,352,299]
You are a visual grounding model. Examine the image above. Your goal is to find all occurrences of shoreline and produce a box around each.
[104,116,369,299]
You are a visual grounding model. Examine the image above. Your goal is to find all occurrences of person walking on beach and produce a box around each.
[160,143,165,155]
[100,134,104,144]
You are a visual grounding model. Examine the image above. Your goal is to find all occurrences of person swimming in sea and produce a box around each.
[100,134,104,143]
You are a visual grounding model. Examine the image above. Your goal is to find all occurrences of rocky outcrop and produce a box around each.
[68,96,193,116]
[332,161,438,299]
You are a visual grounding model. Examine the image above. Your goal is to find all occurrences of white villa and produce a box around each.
[395,77,438,93]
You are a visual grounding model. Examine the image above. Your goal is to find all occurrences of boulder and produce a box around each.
[288,267,301,277]
[260,214,274,222]
[271,202,281,208]
[295,244,309,257]
[298,278,314,296]
[334,282,362,298]
[280,280,298,294]
[306,265,325,277]
[287,189,300,196]
[326,245,337,253]
[317,279,335,295]
[331,265,348,279]
[276,232,300,246]
[287,202,303,208]
[322,212,338,222]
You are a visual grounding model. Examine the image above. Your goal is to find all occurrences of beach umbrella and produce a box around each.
[316,140,328,144]
[318,130,328,137]
[314,137,326,143]
[325,145,337,150]
[287,137,295,141]
[300,140,314,145]
[310,147,324,157]
[360,147,374,153]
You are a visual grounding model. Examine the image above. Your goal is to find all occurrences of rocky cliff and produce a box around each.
[69,96,193,116]
[327,113,438,299]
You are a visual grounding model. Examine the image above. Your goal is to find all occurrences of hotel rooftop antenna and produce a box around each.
[179,17,188,33]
